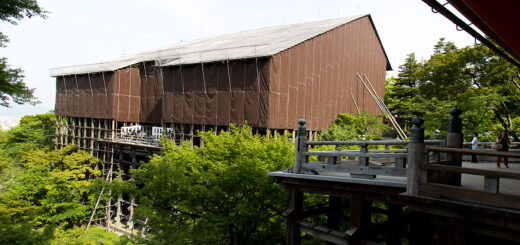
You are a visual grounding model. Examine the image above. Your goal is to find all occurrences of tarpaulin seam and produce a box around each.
[101,72,109,116]
[215,62,219,125]
[255,57,260,128]
[128,68,132,122]
[117,70,121,122]
[201,56,207,126]
[62,76,67,115]
[226,60,231,125]
[87,73,93,96]
[74,74,80,117]
[242,62,246,127]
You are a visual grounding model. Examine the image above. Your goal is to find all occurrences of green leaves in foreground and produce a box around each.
[125,125,294,244]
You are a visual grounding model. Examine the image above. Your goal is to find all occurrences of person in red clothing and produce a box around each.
[496,130,509,168]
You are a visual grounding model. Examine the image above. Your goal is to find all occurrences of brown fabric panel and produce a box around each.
[230,91,244,126]
[183,65,195,92]
[70,76,80,118]
[172,67,183,92]
[193,64,205,93]
[172,92,184,123]
[287,87,297,129]
[103,72,114,119]
[183,92,194,124]
[269,91,279,129]
[296,44,306,122]
[259,91,269,128]
[259,58,270,92]
[268,57,279,129]
[244,59,259,92]
[230,60,245,92]
[163,67,174,93]
[204,63,218,93]
[244,91,259,126]
[303,42,313,129]
[217,92,231,126]
[278,93,288,129]
[194,93,205,124]
[77,74,90,117]
[128,96,140,122]
[55,77,64,116]
[205,92,217,125]
[217,62,230,91]
[162,93,173,122]
[129,67,141,97]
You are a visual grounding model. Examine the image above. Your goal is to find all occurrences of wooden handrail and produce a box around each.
[420,163,520,180]
[425,146,520,158]
[303,151,407,158]
[305,139,443,146]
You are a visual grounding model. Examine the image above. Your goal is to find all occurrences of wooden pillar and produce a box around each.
[407,117,425,195]
[189,124,194,148]
[347,194,371,245]
[128,197,135,230]
[445,107,463,186]
[294,119,306,174]
[64,117,69,146]
[386,204,403,245]
[54,116,59,150]
[180,124,184,144]
[326,196,341,245]
[285,187,303,245]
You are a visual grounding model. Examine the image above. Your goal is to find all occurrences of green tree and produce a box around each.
[386,38,520,139]
[0,0,47,107]
[0,145,101,244]
[0,112,55,160]
[317,112,390,141]
[123,126,293,244]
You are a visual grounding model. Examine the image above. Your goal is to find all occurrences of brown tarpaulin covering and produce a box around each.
[55,72,113,119]
[268,16,388,130]
[55,16,388,130]
[162,58,270,128]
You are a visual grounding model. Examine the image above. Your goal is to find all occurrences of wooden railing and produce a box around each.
[413,146,520,209]
[296,140,442,178]
[405,108,520,210]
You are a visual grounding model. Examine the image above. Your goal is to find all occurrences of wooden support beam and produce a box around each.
[284,188,303,245]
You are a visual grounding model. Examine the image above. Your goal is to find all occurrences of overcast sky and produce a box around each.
[0,0,476,116]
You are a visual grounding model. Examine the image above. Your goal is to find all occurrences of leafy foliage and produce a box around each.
[0,0,46,106]
[386,39,520,140]
[122,125,294,244]
[317,112,390,141]
[0,112,55,160]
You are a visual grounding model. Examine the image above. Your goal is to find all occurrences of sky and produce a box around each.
[0,0,477,117]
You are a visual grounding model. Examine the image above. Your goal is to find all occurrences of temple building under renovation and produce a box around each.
[51,14,391,231]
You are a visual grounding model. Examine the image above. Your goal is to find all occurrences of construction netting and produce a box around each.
[162,58,270,128]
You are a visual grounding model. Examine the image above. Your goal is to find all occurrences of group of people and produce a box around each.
[470,130,510,168]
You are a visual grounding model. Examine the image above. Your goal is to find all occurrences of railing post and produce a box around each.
[294,119,306,174]
[446,107,463,186]
[407,117,425,195]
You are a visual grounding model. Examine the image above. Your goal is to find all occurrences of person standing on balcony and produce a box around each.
[471,132,478,163]
[496,130,509,168]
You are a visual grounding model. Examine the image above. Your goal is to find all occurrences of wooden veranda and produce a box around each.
[269,108,520,245]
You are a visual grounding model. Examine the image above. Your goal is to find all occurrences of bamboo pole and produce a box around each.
[356,73,406,139]
[350,93,361,115]
[363,74,407,138]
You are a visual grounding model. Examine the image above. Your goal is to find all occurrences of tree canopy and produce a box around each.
[386,39,520,141]
[0,0,46,107]
[120,126,294,244]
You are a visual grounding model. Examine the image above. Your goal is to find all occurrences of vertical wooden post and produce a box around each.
[407,117,425,195]
[54,116,59,150]
[347,194,371,244]
[446,107,463,186]
[358,143,369,166]
[386,204,402,245]
[285,187,303,245]
[326,196,341,245]
[294,119,306,174]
